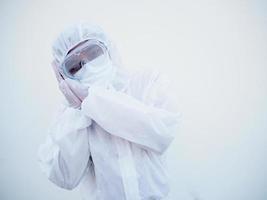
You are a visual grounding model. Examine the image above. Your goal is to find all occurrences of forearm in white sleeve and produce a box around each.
[37,105,92,190]
[80,85,181,154]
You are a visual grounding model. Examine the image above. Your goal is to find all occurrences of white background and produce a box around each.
[0,0,266,199]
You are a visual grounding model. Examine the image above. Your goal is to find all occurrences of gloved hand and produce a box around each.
[52,60,89,109]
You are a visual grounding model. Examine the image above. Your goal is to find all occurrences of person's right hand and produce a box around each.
[52,60,89,109]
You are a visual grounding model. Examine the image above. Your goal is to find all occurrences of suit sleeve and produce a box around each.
[80,71,182,154]
[37,104,93,190]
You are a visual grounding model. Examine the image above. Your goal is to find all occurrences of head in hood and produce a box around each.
[52,22,129,91]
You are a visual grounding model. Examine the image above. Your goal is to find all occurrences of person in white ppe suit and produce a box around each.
[37,22,182,200]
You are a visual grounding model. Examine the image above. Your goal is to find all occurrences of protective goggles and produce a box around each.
[60,39,110,79]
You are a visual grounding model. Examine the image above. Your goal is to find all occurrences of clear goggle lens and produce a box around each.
[61,40,109,79]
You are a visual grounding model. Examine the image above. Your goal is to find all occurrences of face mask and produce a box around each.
[78,55,117,88]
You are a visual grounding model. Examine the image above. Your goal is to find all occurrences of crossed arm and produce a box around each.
[38,73,181,190]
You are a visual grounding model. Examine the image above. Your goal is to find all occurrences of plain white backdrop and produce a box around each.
[0,0,266,199]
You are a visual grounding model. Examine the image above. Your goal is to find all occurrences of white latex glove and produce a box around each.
[52,60,89,109]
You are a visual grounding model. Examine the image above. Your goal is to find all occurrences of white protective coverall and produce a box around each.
[37,22,182,200]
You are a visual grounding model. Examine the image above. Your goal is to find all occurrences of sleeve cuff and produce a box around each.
[50,106,92,142]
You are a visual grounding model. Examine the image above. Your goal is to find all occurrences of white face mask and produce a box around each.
[77,55,117,88]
